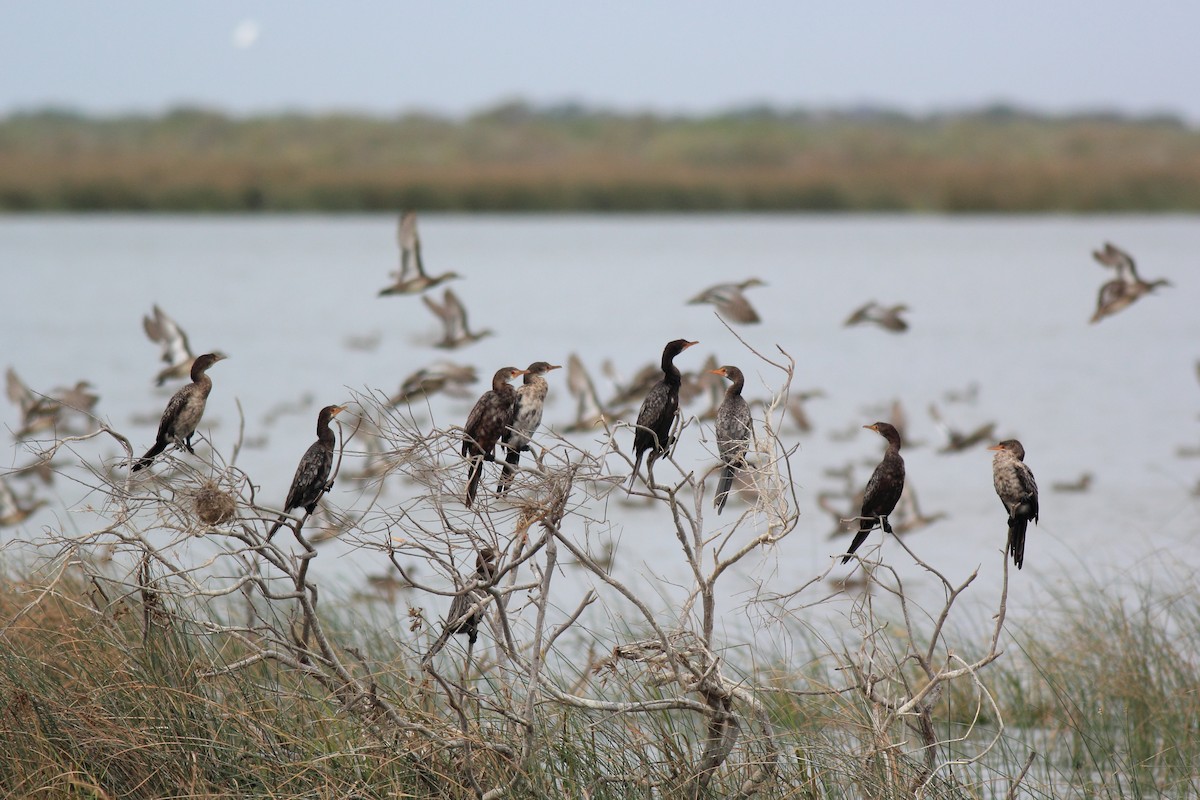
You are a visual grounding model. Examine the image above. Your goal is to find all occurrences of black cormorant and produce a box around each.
[843,421,905,563]
[132,352,226,472]
[267,404,345,540]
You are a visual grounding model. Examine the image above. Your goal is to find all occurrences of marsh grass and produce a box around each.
[2,106,1199,211]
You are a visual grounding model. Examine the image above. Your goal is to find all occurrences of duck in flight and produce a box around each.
[378,211,461,296]
[844,301,909,333]
[1089,242,1170,324]
[687,278,765,324]
[143,304,196,386]
[423,288,493,349]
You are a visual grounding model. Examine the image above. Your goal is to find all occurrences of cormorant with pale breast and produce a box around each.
[628,339,698,489]
[132,352,226,472]
[498,361,562,493]
[842,421,905,563]
[989,439,1038,569]
[267,405,345,540]
[711,365,752,514]
[462,367,527,506]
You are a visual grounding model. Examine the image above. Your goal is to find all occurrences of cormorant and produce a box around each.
[445,547,497,645]
[628,339,698,489]
[423,288,493,349]
[844,301,910,333]
[1090,242,1170,323]
[498,361,562,493]
[843,422,905,563]
[711,365,752,514]
[462,366,527,506]
[142,304,195,385]
[132,352,226,472]
[989,439,1039,569]
[267,404,345,540]
[687,278,766,324]
[378,211,461,296]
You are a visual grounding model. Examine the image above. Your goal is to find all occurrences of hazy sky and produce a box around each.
[5,2,1199,120]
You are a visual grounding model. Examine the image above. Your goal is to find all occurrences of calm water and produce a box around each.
[2,214,1199,636]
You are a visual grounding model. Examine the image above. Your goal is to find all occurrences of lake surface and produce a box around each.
[2,214,1199,644]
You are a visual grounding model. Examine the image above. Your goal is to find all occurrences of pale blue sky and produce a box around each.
[4,1,1198,120]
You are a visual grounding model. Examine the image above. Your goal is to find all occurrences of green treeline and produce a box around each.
[2,102,1199,212]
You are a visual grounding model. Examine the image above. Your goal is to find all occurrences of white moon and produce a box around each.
[232,19,260,49]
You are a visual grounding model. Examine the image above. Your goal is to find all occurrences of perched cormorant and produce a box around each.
[687,278,766,324]
[142,304,195,385]
[1090,242,1170,324]
[843,422,905,564]
[462,366,528,506]
[844,301,910,333]
[989,439,1039,569]
[267,405,345,540]
[423,288,493,349]
[445,547,497,645]
[132,352,226,472]
[628,339,698,489]
[498,361,562,493]
[711,365,752,514]
[378,211,461,296]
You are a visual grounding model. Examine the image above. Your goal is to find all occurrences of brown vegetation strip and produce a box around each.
[2,106,1199,211]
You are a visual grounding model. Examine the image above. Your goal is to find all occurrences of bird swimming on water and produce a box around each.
[843,421,905,564]
[132,352,226,472]
[142,304,195,386]
[711,365,752,514]
[989,439,1038,569]
[629,339,698,489]
[687,278,766,324]
[378,211,460,296]
[1089,242,1170,324]
[462,366,528,506]
[498,361,561,494]
[267,404,345,540]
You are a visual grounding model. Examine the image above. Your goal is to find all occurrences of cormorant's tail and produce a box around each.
[842,524,873,564]
[1007,517,1028,570]
[714,464,735,514]
[267,515,288,541]
[131,439,166,472]
[497,448,520,494]
[628,450,645,491]
[465,457,483,507]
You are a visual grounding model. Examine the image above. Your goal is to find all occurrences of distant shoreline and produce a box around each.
[3,104,1198,212]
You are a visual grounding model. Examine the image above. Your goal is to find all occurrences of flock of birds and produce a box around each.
[0,215,1185,615]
